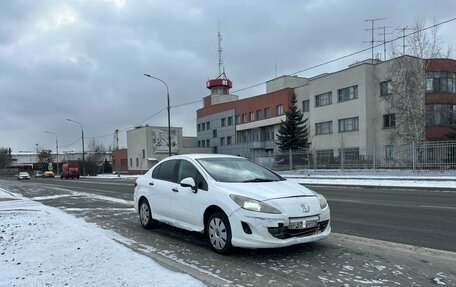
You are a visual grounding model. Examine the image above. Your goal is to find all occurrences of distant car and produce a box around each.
[17,172,31,180]
[43,171,55,178]
[34,171,44,178]
[134,154,330,254]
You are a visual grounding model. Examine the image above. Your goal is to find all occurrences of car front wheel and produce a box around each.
[207,211,233,254]
[139,199,158,229]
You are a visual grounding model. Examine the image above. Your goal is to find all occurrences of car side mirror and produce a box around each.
[180,177,197,193]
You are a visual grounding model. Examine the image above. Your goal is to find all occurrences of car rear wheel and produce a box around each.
[206,211,233,254]
[139,199,158,229]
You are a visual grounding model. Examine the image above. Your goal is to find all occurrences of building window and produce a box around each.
[197,124,201,132]
[383,114,396,128]
[206,139,210,147]
[276,104,284,116]
[256,109,263,120]
[316,149,334,165]
[315,121,333,135]
[221,118,226,127]
[426,104,456,126]
[206,121,210,129]
[340,147,360,162]
[136,158,139,167]
[227,136,232,145]
[129,158,132,167]
[201,140,205,147]
[213,129,217,138]
[242,113,247,123]
[198,141,201,147]
[315,92,332,107]
[249,112,255,122]
[302,100,310,112]
[235,115,240,125]
[380,80,393,96]
[385,145,393,161]
[220,137,225,146]
[227,116,233,126]
[142,149,145,159]
[338,85,358,102]
[339,117,359,132]
[426,71,456,93]
[201,122,205,131]
[264,107,271,118]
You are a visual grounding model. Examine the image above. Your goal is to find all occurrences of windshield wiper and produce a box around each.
[242,178,275,183]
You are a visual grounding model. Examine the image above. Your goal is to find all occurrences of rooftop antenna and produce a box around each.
[217,20,223,75]
[364,18,386,62]
[378,26,393,60]
[395,26,413,56]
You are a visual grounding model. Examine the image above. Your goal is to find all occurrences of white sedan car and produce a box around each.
[17,172,31,180]
[134,154,330,254]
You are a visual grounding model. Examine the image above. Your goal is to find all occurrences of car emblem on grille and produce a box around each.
[300,203,310,213]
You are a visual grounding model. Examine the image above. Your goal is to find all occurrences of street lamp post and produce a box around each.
[66,119,85,177]
[44,131,59,176]
[143,74,172,156]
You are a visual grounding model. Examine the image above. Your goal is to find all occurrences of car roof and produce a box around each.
[168,154,244,160]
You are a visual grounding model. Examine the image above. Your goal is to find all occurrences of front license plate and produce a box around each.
[289,217,319,229]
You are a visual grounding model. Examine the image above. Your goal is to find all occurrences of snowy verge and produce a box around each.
[0,188,205,287]
[287,177,456,189]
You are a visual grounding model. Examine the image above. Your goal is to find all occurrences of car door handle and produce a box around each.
[172,188,178,192]
[149,182,154,186]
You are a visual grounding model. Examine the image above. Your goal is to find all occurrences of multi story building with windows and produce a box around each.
[196,56,456,161]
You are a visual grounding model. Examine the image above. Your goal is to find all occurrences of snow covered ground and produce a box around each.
[90,170,456,189]
[0,188,205,287]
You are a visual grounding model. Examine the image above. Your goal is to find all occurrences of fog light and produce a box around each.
[241,221,252,234]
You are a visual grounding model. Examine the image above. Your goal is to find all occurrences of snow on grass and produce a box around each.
[0,189,205,287]
[286,177,456,189]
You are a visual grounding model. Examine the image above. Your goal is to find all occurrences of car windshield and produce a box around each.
[197,157,284,183]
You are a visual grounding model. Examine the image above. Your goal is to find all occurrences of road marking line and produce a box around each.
[329,198,361,203]
[420,205,456,210]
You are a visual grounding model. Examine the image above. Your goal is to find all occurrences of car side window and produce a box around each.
[152,164,161,179]
[156,160,178,183]
[177,160,208,191]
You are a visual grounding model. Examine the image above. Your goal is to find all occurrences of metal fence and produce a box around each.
[238,141,456,171]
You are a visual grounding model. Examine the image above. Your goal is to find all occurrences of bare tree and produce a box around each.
[384,17,451,145]
[36,145,51,165]
[85,139,108,175]
[0,147,12,169]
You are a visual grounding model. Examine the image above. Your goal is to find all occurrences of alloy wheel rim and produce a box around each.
[209,217,227,250]
[140,203,150,225]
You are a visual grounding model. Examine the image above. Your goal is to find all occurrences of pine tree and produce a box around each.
[276,94,310,150]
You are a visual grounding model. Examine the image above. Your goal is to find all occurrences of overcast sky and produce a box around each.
[1,0,455,153]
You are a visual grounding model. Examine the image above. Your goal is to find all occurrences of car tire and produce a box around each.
[206,211,233,254]
[139,199,158,229]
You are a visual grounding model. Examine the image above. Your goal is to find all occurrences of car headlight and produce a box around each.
[230,194,281,214]
[315,192,328,209]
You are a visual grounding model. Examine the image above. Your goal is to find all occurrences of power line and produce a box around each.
[60,136,82,149]
[86,107,167,139]
[82,16,456,139]
[232,16,456,94]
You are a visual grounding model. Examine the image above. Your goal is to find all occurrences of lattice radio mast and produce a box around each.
[217,21,224,75]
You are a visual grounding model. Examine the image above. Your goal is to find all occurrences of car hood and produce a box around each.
[214,180,315,201]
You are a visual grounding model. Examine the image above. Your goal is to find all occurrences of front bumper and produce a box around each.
[229,207,330,249]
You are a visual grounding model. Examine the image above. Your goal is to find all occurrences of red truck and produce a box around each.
[60,163,81,179]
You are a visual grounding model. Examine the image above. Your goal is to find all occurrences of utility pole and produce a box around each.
[365,18,386,62]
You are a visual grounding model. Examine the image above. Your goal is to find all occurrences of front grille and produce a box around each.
[268,220,329,239]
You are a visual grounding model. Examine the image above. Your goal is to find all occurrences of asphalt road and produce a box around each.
[310,185,456,252]
[1,177,455,286]
[7,177,455,251]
